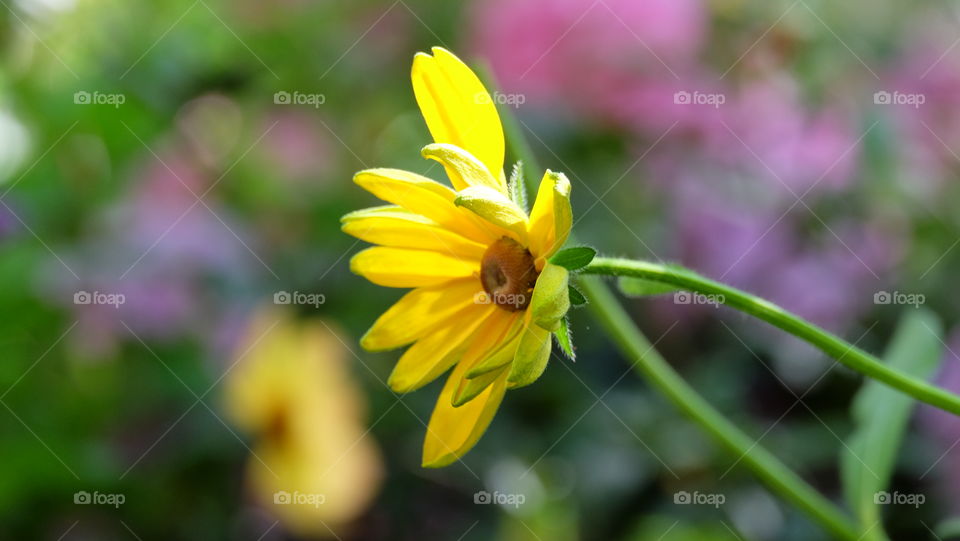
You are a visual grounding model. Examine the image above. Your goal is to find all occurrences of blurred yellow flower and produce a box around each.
[343,47,573,467]
[225,308,383,537]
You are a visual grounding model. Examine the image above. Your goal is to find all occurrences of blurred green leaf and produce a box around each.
[841,308,944,539]
[936,517,960,539]
[627,515,741,541]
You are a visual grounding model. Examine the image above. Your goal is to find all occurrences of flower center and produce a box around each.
[265,404,290,448]
[480,236,538,311]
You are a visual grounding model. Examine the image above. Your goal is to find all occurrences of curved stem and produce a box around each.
[582,257,960,417]
[579,275,861,540]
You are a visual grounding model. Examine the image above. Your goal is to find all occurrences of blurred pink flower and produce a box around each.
[673,191,793,286]
[471,0,706,103]
[762,222,896,332]
[702,80,861,199]
[580,69,723,135]
[127,151,244,269]
[258,110,337,186]
[670,189,898,332]
[880,36,960,199]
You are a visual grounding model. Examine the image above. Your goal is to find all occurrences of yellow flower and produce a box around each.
[225,308,383,536]
[343,47,573,467]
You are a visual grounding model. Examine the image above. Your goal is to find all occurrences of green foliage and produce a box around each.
[936,517,960,540]
[841,309,944,539]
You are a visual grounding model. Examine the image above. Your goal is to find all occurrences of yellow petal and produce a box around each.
[412,47,505,184]
[528,170,573,260]
[353,168,496,244]
[507,319,552,389]
[455,185,529,242]
[421,143,506,194]
[422,357,509,468]
[529,263,570,331]
[350,247,478,288]
[388,303,496,393]
[342,205,487,261]
[360,278,484,351]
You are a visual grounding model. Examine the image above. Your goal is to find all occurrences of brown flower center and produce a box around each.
[265,404,290,448]
[480,236,538,311]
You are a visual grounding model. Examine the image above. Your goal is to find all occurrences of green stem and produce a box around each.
[579,275,860,539]
[582,257,960,417]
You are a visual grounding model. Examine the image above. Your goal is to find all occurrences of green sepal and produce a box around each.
[554,317,574,360]
[530,263,570,331]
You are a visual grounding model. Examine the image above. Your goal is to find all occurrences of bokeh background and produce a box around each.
[2,0,960,539]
